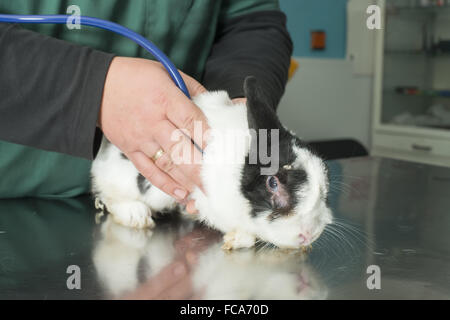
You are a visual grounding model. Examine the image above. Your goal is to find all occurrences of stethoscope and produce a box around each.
[0,13,209,153]
[0,14,190,98]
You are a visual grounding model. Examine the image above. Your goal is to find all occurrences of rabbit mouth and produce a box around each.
[268,224,328,249]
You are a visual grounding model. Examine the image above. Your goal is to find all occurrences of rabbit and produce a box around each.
[91,76,332,250]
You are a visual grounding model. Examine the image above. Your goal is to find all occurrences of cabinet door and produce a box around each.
[380,1,450,131]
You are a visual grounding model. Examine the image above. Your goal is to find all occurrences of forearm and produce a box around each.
[0,24,115,159]
[202,10,293,109]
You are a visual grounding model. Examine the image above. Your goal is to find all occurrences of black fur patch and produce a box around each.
[241,137,308,219]
[240,77,310,220]
[137,174,151,194]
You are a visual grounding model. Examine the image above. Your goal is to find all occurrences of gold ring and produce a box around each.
[152,148,165,162]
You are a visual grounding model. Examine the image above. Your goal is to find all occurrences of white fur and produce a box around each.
[189,92,255,238]
[91,91,332,249]
[91,137,177,228]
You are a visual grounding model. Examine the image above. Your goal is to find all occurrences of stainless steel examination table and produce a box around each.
[1,157,449,299]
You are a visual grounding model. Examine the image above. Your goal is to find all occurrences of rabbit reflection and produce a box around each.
[93,215,328,300]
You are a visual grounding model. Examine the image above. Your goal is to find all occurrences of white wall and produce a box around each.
[277,57,373,149]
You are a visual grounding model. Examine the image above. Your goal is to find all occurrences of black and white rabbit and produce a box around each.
[91,77,332,250]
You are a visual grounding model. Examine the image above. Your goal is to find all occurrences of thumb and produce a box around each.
[180,71,206,98]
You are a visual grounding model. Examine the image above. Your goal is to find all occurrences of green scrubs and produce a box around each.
[0,0,279,198]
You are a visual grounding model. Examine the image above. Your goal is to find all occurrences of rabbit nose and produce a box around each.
[298,234,307,244]
[299,232,311,245]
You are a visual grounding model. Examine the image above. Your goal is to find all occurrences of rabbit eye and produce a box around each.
[266,176,279,192]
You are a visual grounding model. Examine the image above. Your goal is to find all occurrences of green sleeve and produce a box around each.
[0,141,91,199]
[220,0,280,20]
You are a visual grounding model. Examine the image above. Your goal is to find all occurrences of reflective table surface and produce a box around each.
[1,157,449,299]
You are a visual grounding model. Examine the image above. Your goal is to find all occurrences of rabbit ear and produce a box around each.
[243,76,293,175]
[244,76,282,131]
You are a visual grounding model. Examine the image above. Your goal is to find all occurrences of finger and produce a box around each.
[189,287,206,300]
[179,71,207,98]
[232,97,247,105]
[186,200,198,214]
[174,229,219,254]
[185,250,199,266]
[157,275,195,300]
[152,120,203,188]
[141,141,197,193]
[127,151,188,201]
[123,261,189,300]
[152,151,197,193]
[164,86,209,151]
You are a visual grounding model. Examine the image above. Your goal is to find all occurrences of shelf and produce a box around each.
[372,145,450,168]
[382,122,450,130]
[385,50,427,55]
[374,124,450,140]
[387,4,450,14]
[383,88,450,98]
[385,49,450,57]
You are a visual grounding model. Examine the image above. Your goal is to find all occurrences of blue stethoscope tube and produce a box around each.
[0,14,191,99]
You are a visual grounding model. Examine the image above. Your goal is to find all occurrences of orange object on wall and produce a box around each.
[311,30,326,50]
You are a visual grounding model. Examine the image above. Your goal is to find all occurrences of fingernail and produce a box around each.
[173,263,186,276]
[174,189,187,200]
[188,208,199,215]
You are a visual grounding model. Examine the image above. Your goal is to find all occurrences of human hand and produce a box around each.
[231,97,247,105]
[122,228,220,300]
[122,259,195,300]
[99,57,209,202]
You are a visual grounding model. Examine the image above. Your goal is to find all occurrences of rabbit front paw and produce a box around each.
[222,230,255,251]
[109,201,155,229]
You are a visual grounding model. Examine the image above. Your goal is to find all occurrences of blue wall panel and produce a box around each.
[280,0,348,59]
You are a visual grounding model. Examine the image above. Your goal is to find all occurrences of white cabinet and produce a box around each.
[372,0,450,167]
